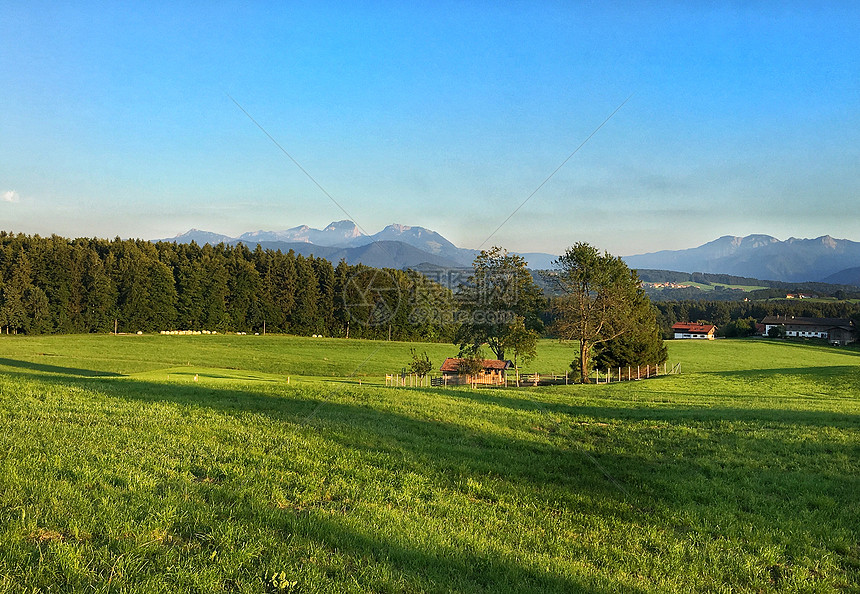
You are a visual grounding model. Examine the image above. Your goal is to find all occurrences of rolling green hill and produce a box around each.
[0,335,857,592]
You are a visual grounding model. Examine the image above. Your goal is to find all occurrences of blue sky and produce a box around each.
[1,1,858,256]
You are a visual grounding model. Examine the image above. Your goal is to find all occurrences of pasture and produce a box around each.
[0,334,858,592]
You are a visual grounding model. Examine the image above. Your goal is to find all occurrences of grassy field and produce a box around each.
[645,281,768,293]
[686,281,768,292]
[0,334,858,592]
[0,335,578,381]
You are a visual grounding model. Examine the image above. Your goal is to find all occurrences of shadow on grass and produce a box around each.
[154,370,281,382]
[703,365,860,382]
[2,374,640,591]
[761,339,860,358]
[411,381,860,429]
[0,357,124,378]
[4,368,859,590]
[276,508,639,594]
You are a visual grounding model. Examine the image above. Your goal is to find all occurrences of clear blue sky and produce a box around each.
[2,1,858,256]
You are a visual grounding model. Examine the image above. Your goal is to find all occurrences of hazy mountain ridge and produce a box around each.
[159,227,859,282]
[166,229,237,245]
[624,234,860,283]
[158,221,551,269]
[238,220,369,247]
[822,266,860,286]
[249,240,465,269]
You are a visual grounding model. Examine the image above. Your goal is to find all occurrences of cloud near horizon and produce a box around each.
[2,190,21,203]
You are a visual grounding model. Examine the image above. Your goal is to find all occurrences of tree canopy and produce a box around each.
[551,242,663,383]
[454,247,543,360]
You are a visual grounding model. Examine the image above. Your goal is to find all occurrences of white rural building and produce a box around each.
[672,322,717,340]
[760,315,856,345]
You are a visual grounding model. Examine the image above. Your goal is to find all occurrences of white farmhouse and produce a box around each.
[672,322,717,340]
[760,315,856,345]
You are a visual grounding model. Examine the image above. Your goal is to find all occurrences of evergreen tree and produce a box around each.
[593,290,667,369]
[25,285,51,334]
[312,257,336,334]
[0,251,33,334]
[292,254,320,334]
[146,259,178,330]
[270,250,297,332]
[175,244,206,329]
[200,244,230,331]
[226,245,262,331]
[81,248,116,332]
[332,259,351,337]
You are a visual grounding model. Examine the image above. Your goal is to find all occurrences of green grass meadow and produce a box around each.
[0,334,858,592]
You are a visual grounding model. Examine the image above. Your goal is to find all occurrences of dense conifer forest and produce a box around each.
[0,232,454,340]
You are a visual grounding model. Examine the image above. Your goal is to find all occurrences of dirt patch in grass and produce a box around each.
[28,528,64,543]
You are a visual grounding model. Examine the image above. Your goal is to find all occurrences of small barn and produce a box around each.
[440,358,513,385]
[672,322,717,340]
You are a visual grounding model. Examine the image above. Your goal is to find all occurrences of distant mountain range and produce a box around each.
[623,235,860,284]
[156,226,860,285]
[157,222,557,270]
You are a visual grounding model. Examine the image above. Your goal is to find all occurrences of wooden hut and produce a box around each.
[440,358,513,386]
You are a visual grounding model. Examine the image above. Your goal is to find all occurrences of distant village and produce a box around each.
[644,282,824,301]
[671,316,857,346]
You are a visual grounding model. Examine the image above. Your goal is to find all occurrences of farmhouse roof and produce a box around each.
[440,358,513,372]
[761,315,853,329]
[672,322,716,333]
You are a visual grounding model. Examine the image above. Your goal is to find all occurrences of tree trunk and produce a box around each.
[580,341,590,384]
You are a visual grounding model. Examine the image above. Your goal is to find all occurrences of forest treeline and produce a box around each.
[2,232,858,340]
[0,232,454,340]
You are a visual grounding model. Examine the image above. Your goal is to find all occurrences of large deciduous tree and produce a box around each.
[455,247,543,361]
[551,242,662,383]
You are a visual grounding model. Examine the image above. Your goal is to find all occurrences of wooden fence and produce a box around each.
[386,363,680,389]
[511,363,680,386]
[589,362,680,384]
[385,374,431,387]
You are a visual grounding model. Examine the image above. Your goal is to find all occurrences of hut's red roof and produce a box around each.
[440,358,513,372]
[671,322,716,333]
